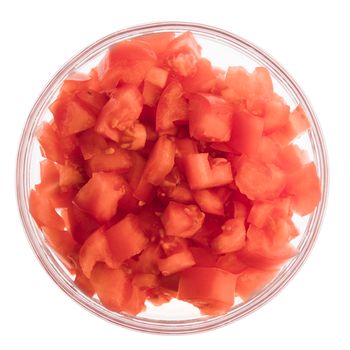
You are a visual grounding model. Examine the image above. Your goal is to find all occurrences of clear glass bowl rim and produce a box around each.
[16,21,328,334]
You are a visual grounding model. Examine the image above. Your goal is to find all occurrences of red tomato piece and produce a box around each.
[189,246,218,267]
[95,84,143,142]
[181,58,216,93]
[119,123,147,150]
[90,263,131,312]
[285,162,321,215]
[29,190,65,230]
[77,129,108,160]
[98,40,157,89]
[105,214,148,262]
[224,66,251,101]
[211,218,246,254]
[161,201,205,238]
[216,253,247,274]
[250,67,273,99]
[158,249,195,276]
[41,226,78,259]
[86,144,132,173]
[145,66,168,88]
[79,228,118,278]
[66,203,100,244]
[236,156,287,200]
[193,188,230,216]
[255,136,280,163]
[159,182,194,204]
[142,136,176,186]
[74,268,95,297]
[156,81,188,135]
[142,81,162,107]
[136,32,176,55]
[35,160,76,208]
[37,122,65,164]
[227,110,264,156]
[164,32,202,77]
[74,172,126,222]
[263,95,290,133]
[131,244,161,274]
[52,97,96,136]
[248,197,291,228]
[58,163,84,188]
[178,267,237,315]
[75,89,108,115]
[270,105,310,146]
[236,267,278,301]
[184,153,233,190]
[188,94,233,142]
[276,144,308,172]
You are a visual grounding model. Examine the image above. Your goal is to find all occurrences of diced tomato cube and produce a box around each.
[276,144,308,172]
[79,228,118,278]
[227,110,264,156]
[285,162,321,215]
[193,188,230,216]
[189,246,218,267]
[142,81,162,107]
[29,189,65,230]
[95,84,143,142]
[145,66,168,88]
[77,129,108,160]
[211,218,246,254]
[74,172,126,222]
[224,66,251,101]
[136,32,176,55]
[184,153,233,190]
[156,81,188,135]
[105,214,148,262]
[178,267,237,315]
[216,252,247,274]
[236,156,286,200]
[263,95,290,133]
[75,89,108,115]
[189,94,233,142]
[119,123,147,150]
[161,201,205,238]
[158,249,195,276]
[142,136,176,186]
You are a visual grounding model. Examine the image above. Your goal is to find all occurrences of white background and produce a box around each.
[1,0,349,348]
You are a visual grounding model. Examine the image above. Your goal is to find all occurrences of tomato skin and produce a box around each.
[188,94,233,142]
[142,136,176,186]
[74,172,126,222]
[161,201,205,238]
[156,81,188,135]
[105,214,148,262]
[184,153,233,190]
[178,267,237,315]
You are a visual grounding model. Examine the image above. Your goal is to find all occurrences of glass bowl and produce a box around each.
[16,22,328,334]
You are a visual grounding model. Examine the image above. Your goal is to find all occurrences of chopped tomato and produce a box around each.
[105,214,148,262]
[29,190,65,230]
[95,84,143,143]
[156,81,188,135]
[285,162,321,215]
[211,218,246,254]
[161,201,205,238]
[189,94,233,142]
[29,31,321,317]
[74,172,126,222]
[193,188,230,216]
[79,228,118,278]
[184,153,233,190]
[178,267,237,315]
[142,136,176,186]
[236,267,278,301]
[236,156,286,200]
[164,31,201,77]
[227,110,264,156]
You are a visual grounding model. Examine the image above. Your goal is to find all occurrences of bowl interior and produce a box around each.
[17,22,327,333]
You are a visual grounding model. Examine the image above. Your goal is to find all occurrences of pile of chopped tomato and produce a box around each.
[29,31,321,316]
